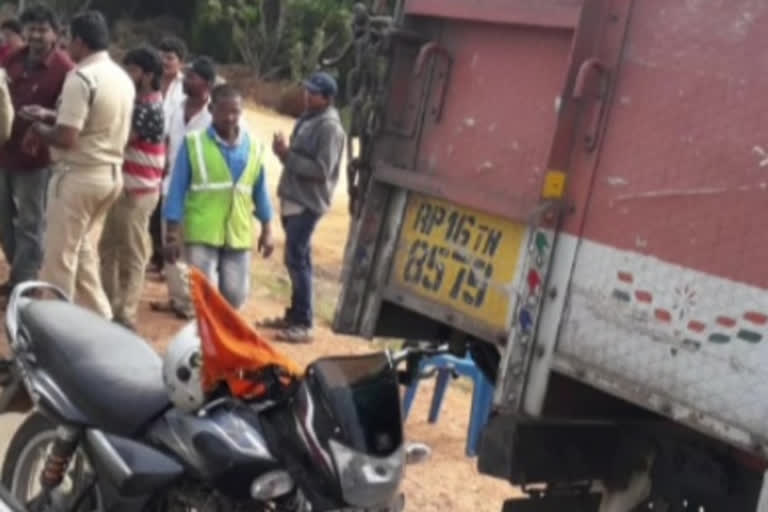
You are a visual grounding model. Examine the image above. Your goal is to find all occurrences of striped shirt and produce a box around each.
[123,91,166,194]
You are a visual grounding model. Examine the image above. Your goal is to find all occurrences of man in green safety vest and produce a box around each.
[162,83,274,309]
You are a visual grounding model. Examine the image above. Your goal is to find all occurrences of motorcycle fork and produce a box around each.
[40,426,80,494]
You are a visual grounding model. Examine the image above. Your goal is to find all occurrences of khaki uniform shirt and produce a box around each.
[52,51,135,168]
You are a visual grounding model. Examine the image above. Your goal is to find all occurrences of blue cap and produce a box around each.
[303,72,338,97]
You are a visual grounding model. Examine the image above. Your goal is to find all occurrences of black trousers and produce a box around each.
[149,196,164,268]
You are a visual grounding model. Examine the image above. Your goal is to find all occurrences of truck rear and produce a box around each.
[335,0,768,509]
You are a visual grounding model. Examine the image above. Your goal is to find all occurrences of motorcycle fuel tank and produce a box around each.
[148,403,281,499]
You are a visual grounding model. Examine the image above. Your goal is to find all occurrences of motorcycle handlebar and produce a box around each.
[6,281,69,347]
[390,344,448,368]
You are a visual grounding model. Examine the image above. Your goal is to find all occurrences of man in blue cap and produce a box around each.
[261,71,346,343]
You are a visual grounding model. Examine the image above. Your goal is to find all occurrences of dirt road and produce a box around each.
[0,105,518,511]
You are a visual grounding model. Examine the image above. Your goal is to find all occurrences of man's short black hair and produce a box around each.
[70,11,109,51]
[123,46,164,91]
[19,4,59,32]
[1,19,22,36]
[158,36,187,62]
[211,83,242,104]
[187,56,217,85]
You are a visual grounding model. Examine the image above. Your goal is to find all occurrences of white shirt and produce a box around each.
[162,73,185,136]
[163,98,212,196]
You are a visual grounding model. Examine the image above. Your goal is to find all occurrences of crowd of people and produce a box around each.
[0,4,347,344]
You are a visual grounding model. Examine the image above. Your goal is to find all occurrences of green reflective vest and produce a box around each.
[184,130,264,249]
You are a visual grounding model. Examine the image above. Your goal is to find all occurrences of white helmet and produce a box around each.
[162,322,205,412]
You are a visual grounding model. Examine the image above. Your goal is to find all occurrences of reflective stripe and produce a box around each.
[191,132,209,184]
[234,141,264,190]
[189,182,236,192]
[188,183,253,194]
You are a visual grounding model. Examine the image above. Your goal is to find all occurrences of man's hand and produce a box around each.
[18,105,55,124]
[20,128,42,156]
[257,224,275,259]
[163,222,183,264]
[272,132,289,161]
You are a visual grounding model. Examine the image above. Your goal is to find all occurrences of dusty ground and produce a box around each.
[0,105,519,511]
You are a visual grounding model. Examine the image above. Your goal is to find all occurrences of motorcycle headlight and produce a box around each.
[250,470,294,501]
[328,439,404,508]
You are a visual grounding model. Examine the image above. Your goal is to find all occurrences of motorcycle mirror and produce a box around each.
[405,442,432,465]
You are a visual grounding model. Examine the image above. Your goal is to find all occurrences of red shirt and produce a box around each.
[0,47,74,171]
[0,44,20,66]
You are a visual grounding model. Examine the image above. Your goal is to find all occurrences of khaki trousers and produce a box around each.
[40,164,122,319]
[99,189,159,326]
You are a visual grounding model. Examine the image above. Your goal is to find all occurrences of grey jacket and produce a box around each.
[277,106,346,215]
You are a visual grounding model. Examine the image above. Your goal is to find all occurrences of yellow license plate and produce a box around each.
[391,193,527,331]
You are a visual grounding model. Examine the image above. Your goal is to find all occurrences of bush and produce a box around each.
[189,0,354,82]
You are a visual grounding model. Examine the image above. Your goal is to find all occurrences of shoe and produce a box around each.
[257,315,296,329]
[276,325,313,344]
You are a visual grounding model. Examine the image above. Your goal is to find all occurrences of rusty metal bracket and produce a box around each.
[413,41,453,122]
[573,58,611,152]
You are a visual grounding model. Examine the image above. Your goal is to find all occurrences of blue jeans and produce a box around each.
[0,167,51,285]
[282,210,320,327]
[185,244,251,309]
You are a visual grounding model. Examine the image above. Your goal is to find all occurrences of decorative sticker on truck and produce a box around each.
[391,193,527,332]
[611,272,766,346]
[517,231,551,335]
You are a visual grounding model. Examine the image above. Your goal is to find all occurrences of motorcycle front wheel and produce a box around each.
[1,413,103,512]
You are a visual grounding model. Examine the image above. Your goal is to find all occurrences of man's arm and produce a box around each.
[32,122,78,149]
[0,71,13,145]
[284,123,345,182]
[252,165,275,258]
[163,139,193,224]
[252,166,274,225]
[34,71,92,150]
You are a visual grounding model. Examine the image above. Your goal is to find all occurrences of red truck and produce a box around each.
[334,0,768,509]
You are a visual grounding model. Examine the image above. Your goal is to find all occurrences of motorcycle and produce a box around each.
[0,282,436,512]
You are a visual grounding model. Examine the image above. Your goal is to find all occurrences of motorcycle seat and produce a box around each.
[19,300,170,436]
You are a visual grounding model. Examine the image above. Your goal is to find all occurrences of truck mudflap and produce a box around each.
[478,412,635,485]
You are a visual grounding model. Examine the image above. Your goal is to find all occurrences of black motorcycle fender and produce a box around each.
[83,429,184,498]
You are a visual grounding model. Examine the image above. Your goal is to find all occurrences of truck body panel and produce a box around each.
[335,0,768,490]
[550,0,768,454]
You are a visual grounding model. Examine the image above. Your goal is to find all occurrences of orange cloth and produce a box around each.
[189,266,302,398]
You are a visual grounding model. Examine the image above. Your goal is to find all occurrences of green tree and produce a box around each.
[16,0,92,20]
[198,0,287,78]
[197,0,353,80]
